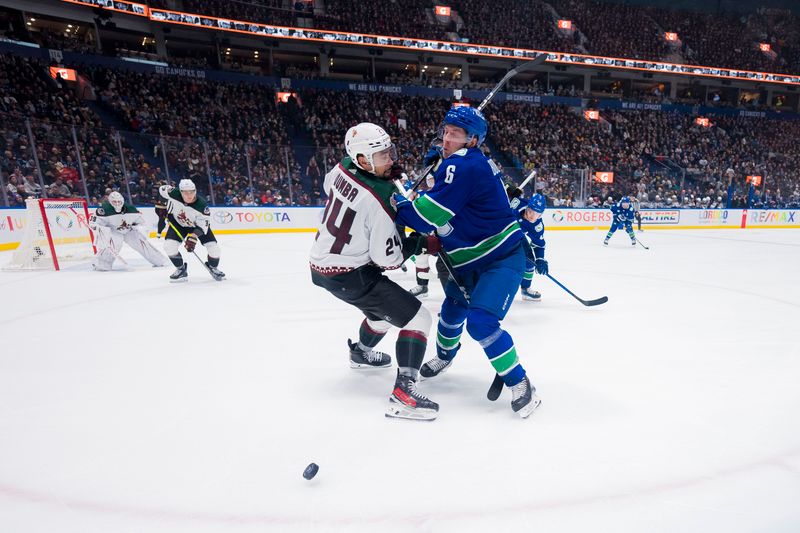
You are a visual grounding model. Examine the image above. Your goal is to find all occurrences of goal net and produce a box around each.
[4,198,96,271]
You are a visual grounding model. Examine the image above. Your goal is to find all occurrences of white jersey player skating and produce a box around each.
[159,179,225,282]
[309,122,441,421]
[90,191,167,271]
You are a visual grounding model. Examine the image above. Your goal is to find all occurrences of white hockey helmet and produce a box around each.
[108,191,125,213]
[179,179,196,191]
[344,122,397,173]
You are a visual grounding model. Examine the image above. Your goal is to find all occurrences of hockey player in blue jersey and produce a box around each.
[393,106,540,418]
[515,193,548,300]
[604,196,637,246]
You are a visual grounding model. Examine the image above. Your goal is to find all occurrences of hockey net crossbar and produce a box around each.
[3,198,96,271]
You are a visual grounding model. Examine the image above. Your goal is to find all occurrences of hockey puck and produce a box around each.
[302,463,319,480]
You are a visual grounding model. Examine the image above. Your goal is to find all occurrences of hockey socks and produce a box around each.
[520,269,534,289]
[436,318,463,361]
[168,254,184,268]
[467,309,525,386]
[396,330,427,380]
[358,319,388,350]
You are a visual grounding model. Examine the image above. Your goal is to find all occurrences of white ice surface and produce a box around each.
[1,229,799,533]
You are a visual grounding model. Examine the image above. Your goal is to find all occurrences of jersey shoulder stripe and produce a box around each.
[337,163,395,221]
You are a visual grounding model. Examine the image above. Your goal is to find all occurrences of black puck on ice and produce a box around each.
[303,463,319,480]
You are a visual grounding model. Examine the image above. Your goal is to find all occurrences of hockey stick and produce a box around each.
[546,273,608,306]
[166,220,223,281]
[517,169,537,191]
[636,238,650,250]
[408,54,548,194]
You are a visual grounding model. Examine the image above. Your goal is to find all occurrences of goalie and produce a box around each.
[90,191,167,271]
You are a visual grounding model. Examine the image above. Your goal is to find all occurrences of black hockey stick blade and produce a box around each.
[637,240,650,250]
[546,273,608,307]
[487,373,504,401]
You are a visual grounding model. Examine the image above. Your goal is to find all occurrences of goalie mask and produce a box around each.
[345,122,397,175]
[108,191,125,213]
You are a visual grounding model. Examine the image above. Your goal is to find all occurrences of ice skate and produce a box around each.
[603,238,609,246]
[409,284,429,298]
[169,263,188,282]
[205,261,226,281]
[520,287,541,301]
[510,375,541,419]
[348,339,391,369]
[386,371,438,421]
[419,355,454,380]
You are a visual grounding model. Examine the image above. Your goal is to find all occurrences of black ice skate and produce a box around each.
[205,262,226,281]
[386,371,439,421]
[520,287,541,301]
[169,263,188,282]
[419,355,454,380]
[510,375,541,419]
[603,238,609,246]
[409,284,429,298]
[348,339,391,369]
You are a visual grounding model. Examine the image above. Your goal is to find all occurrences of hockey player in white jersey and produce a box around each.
[310,122,441,421]
[159,179,225,282]
[90,191,166,271]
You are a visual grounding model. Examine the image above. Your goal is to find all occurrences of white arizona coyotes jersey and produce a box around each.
[309,160,404,273]
[91,203,146,232]
[159,185,211,232]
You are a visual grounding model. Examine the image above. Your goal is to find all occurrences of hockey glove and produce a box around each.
[423,146,442,167]
[422,234,442,255]
[615,214,626,223]
[392,192,411,209]
[505,184,523,201]
[534,258,549,276]
[389,163,406,182]
[185,233,198,252]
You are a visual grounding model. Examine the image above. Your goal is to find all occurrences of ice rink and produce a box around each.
[1,228,799,533]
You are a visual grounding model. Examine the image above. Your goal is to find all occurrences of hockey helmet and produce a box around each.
[108,191,125,213]
[345,122,397,173]
[621,196,631,205]
[528,193,546,214]
[179,179,196,191]
[442,106,488,146]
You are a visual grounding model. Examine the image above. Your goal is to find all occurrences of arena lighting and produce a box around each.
[435,6,451,17]
[557,20,572,30]
[695,117,710,127]
[746,175,762,186]
[58,0,800,85]
[665,32,678,41]
[760,43,771,52]
[594,171,614,183]
[584,109,600,120]
[275,91,298,103]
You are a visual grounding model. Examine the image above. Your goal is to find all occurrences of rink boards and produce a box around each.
[1,206,798,251]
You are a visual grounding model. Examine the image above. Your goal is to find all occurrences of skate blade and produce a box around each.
[521,295,541,301]
[385,401,438,421]
[170,277,188,283]
[350,361,392,370]
[516,394,542,419]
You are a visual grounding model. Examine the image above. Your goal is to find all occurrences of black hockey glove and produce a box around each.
[505,184,524,200]
[388,163,405,182]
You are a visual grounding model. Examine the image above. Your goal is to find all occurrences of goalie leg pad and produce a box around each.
[124,230,167,267]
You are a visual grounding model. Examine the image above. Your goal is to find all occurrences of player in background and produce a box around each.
[394,107,541,418]
[632,196,643,232]
[159,179,225,281]
[90,191,166,271]
[515,193,548,301]
[310,122,441,421]
[604,196,637,246]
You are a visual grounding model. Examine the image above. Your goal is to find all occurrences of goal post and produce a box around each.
[4,198,96,271]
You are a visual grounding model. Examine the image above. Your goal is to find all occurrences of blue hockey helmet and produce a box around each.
[442,106,488,146]
[621,196,631,204]
[528,193,546,213]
